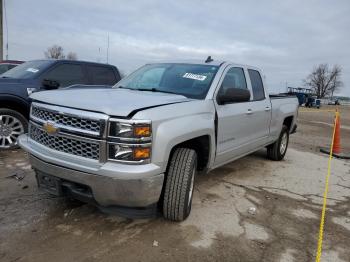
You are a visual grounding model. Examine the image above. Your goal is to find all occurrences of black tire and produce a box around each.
[0,108,28,149]
[163,148,197,221]
[267,125,289,161]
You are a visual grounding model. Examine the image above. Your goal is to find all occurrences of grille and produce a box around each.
[31,106,101,133]
[29,124,100,160]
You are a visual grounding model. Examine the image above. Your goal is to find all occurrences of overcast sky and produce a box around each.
[4,0,350,96]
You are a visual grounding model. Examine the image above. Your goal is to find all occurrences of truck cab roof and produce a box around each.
[1,59,120,81]
[145,59,261,72]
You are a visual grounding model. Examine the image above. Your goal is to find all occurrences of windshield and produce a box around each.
[0,64,13,74]
[114,63,219,99]
[1,60,52,79]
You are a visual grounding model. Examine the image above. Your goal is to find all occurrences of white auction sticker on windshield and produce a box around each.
[26,68,39,73]
[183,73,207,81]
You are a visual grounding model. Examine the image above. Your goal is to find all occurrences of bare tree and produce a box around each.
[304,64,343,98]
[66,52,78,60]
[44,45,65,59]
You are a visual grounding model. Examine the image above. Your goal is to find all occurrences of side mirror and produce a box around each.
[217,88,251,105]
[42,79,60,90]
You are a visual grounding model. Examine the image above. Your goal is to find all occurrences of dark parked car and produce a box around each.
[0,59,121,149]
[0,60,24,74]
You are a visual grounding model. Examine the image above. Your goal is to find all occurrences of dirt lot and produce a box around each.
[1,105,349,262]
[292,105,350,154]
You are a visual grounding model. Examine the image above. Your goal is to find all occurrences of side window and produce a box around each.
[88,66,117,85]
[218,67,247,95]
[248,69,265,100]
[43,64,85,87]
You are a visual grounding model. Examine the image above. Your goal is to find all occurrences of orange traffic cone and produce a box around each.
[332,112,341,154]
[320,110,350,159]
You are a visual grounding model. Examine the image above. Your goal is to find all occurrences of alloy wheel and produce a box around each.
[0,115,24,149]
[280,132,288,155]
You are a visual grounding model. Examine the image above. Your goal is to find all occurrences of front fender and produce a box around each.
[0,93,29,106]
[133,100,216,173]
[153,113,215,172]
[0,94,31,117]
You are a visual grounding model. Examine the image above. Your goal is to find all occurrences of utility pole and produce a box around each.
[285,81,288,93]
[0,0,3,61]
[106,33,109,64]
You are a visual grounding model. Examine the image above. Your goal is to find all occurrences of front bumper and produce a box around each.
[18,134,164,208]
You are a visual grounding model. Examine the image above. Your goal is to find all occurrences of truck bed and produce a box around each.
[269,94,296,99]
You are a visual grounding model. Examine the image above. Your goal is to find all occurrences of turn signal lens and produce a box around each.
[133,148,151,160]
[134,126,151,137]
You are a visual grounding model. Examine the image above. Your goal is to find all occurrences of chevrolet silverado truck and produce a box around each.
[18,59,298,221]
[0,59,121,149]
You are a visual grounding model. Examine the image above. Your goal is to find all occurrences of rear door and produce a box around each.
[246,68,271,147]
[213,66,256,167]
[86,65,118,86]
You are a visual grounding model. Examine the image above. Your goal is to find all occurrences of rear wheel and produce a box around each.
[0,109,28,149]
[163,148,197,221]
[267,125,289,161]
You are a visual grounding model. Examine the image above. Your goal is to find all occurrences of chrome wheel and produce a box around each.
[188,168,195,208]
[0,115,24,149]
[280,132,288,155]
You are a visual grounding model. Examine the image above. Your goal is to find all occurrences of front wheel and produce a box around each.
[163,148,197,221]
[0,109,28,149]
[267,125,289,161]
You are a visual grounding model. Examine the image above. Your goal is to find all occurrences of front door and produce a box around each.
[214,66,256,167]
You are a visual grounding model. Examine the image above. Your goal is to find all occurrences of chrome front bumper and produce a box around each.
[18,134,164,207]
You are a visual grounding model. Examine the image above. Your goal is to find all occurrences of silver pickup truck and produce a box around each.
[18,59,298,221]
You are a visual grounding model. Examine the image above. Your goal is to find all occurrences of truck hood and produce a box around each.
[0,77,23,84]
[0,78,37,98]
[30,88,192,117]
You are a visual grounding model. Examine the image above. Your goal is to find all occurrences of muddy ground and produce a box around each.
[0,105,349,262]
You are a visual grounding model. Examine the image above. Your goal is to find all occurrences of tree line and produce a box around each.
[44,45,77,60]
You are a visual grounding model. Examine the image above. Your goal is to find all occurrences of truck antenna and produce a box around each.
[205,56,213,63]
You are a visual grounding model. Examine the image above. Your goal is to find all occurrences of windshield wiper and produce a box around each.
[136,88,178,95]
[117,85,133,90]
[118,86,180,95]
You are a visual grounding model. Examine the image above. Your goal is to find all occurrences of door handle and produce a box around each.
[265,107,271,111]
[246,109,253,115]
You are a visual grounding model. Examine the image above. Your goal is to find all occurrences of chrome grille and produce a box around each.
[29,124,100,160]
[31,105,101,133]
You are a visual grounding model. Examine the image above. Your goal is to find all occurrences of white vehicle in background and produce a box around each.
[328,99,340,105]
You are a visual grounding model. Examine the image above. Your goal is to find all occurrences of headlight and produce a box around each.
[27,88,37,96]
[109,121,151,139]
[108,144,151,162]
[108,119,152,163]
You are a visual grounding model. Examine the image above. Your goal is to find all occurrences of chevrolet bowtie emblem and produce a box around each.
[43,121,59,135]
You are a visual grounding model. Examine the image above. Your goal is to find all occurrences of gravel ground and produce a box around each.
[0,105,349,262]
